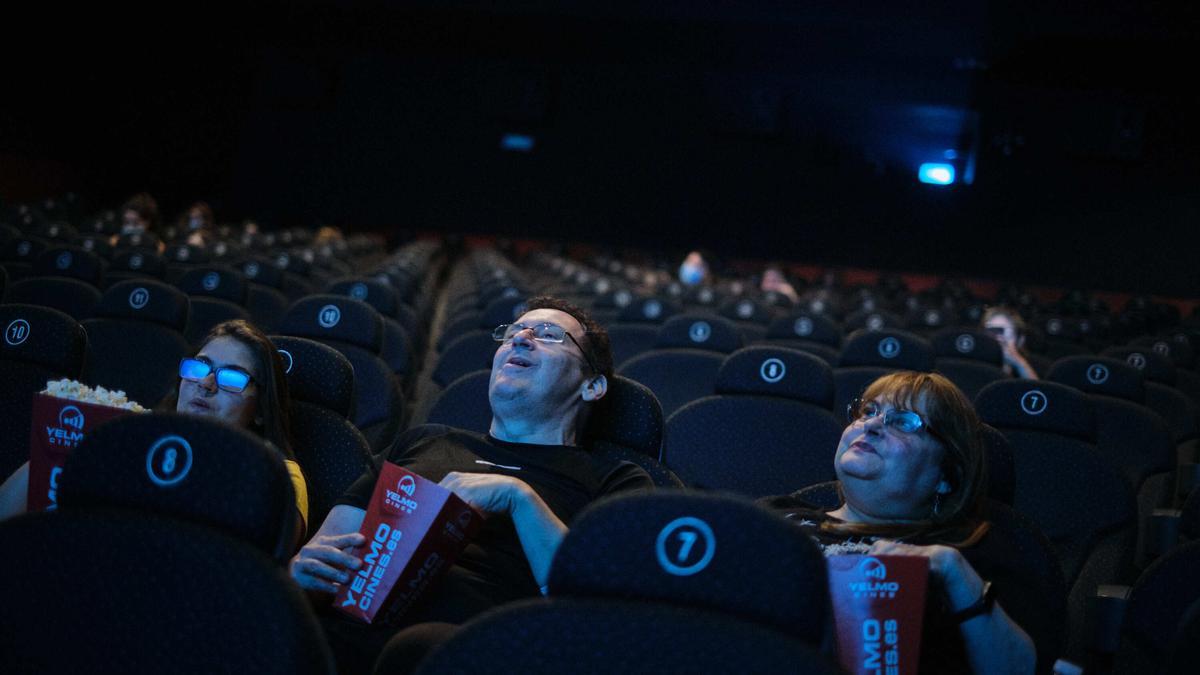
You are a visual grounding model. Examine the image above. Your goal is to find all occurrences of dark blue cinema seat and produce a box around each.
[662,346,841,497]
[279,294,403,453]
[834,328,936,416]
[619,314,744,419]
[271,335,373,528]
[931,327,1007,401]
[326,278,417,380]
[415,491,838,675]
[81,279,192,408]
[761,310,844,366]
[175,266,251,347]
[0,304,87,479]
[3,276,101,321]
[31,245,105,287]
[605,295,681,368]
[105,249,167,289]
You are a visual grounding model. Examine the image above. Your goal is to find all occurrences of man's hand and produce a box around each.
[438,471,531,515]
[289,532,366,594]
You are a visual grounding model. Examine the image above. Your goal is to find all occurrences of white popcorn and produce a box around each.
[42,379,149,413]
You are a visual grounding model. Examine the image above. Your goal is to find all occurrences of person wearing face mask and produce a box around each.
[0,320,309,543]
[760,372,1044,675]
[678,250,709,287]
[291,296,653,674]
[177,201,215,246]
[981,306,1039,379]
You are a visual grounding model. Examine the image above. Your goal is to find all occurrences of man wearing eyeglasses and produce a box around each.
[291,295,653,671]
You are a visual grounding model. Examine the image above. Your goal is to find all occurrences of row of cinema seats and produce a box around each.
[4,366,1199,673]
[0,239,445,511]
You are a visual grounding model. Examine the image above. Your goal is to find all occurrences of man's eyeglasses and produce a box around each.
[492,323,599,374]
[847,399,940,439]
[180,357,255,393]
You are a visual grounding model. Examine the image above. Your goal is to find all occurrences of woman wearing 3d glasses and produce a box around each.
[168,319,309,540]
[761,372,1044,675]
[0,320,309,546]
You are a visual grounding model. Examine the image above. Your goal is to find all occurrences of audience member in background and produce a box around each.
[677,250,709,287]
[119,192,160,236]
[760,265,800,304]
[982,306,1039,379]
[177,200,215,246]
[290,296,653,674]
[0,320,309,543]
[761,372,1038,675]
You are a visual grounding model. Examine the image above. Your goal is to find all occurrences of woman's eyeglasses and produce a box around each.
[179,358,254,393]
[847,399,935,436]
[492,322,599,374]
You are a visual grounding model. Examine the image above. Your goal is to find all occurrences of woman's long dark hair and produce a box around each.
[161,320,294,459]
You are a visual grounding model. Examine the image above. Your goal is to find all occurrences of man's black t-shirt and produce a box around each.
[336,424,654,626]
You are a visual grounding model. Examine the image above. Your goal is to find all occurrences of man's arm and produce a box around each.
[289,504,368,594]
[438,472,567,589]
[0,462,30,522]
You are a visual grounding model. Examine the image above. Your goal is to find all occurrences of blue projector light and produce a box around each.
[918,163,955,185]
[500,133,535,152]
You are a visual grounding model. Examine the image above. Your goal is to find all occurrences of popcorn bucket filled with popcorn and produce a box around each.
[27,379,149,511]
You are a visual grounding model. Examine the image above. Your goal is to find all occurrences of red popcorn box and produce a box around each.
[27,393,134,511]
[333,463,482,624]
[828,555,930,675]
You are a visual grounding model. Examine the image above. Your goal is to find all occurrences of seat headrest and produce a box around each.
[237,256,285,289]
[1103,346,1177,385]
[617,296,680,323]
[845,309,904,332]
[76,235,114,259]
[975,379,1095,441]
[655,314,742,352]
[271,250,311,277]
[2,235,49,261]
[931,328,1003,365]
[176,266,247,305]
[327,278,400,319]
[1134,335,1195,368]
[94,279,189,331]
[165,244,211,265]
[715,346,834,407]
[33,246,104,286]
[482,295,530,328]
[1047,355,1145,403]
[110,250,166,275]
[549,491,830,642]
[0,304,86,373]
[58,412,296,561]
[838,328,935,370]
[114,231,162,252]
[719,297,772,324]
[280,295,383,354]
[583,375,663,456]
[271,335,355,418]
[765,311,843,347]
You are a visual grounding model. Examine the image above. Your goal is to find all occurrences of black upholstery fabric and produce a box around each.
[1,234,49,264]
[432,330,496,387]
[246,283,290,333]
[756,338,840,366]
[1090,396,1173,489]
[1047,355,1146,403]
[838,328,935,370]
[931,327,1004,364]
[280,295,383,354]
[114,231,162,252]
[414,599,840,675]
[289,400,373,529]
[844,308,904,333]
[32,245,104,286]
[0,511,334,675]
[327,342,404,453]
[424,368,490,431]
[1115,541,1200,674]
[1104,346,1177,386]
[1180,487,1200,539]
[1163,599,1200,675]
[164,243,211,265]
[327,278,401,319]
[550,491,831,643]
[272,335,356,418]
[974,380,1096,442]
[718,296,773,324]
[3,276,101,320]
[437,311,483,351]
[654,314,743,352]
[93,278,190,331]
[32,221,78,242]
[59,412,297,561]
[582,375,664,458]
[380,317,415,378]
[238,256,285,289]
[619,349,723,418]
[109,249,166,277]
[184,297,250,347]
[0,264,6,300]
[933,358,1006,401]
[979,424,1016,506]
[715,346,834,406]
[616,296,679,323]
[480,294,528,328]
[766,311,843,347]
[605,323,659,367]
[177,266,248,305]
[0,304,87,477]
[75,234,113,259]
[662,395,841,497]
